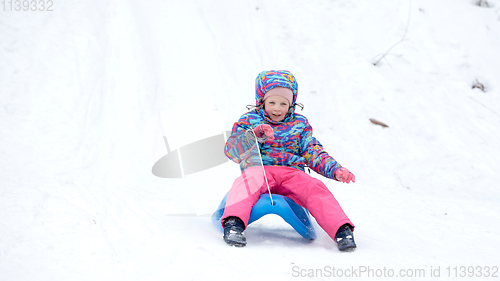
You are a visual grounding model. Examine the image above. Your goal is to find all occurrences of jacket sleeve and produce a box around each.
[224,115,257,164]
[299,120,342,180]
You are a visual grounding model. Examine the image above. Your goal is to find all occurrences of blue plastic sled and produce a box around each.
[211,192,317,240]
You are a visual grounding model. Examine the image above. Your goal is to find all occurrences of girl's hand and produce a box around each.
[334,167,355,184]
[254,124,274,140]
[246,124,274,143]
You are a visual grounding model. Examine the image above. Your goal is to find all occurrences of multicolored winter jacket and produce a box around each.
[224,70,342,180]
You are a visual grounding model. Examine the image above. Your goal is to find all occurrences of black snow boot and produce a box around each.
[223,217,247,247]
[335,224,356,251]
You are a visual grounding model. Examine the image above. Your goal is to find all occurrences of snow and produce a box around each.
[1,0,500,280]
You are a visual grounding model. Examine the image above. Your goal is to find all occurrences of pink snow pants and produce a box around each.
[221,165,354,240]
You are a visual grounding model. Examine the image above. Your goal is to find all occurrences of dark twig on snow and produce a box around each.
[369,118,389,128]
[372,0,412,66]
[472,80,486,92]
[476,0,490,7]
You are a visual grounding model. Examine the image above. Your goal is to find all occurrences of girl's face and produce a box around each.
[263,95,290,122]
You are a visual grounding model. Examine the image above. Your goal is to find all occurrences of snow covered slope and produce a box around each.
[1,0,499,280]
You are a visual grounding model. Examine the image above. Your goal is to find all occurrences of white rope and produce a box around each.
[251,129,274,206]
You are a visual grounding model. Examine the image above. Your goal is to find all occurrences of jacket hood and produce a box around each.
[255,70,298,108]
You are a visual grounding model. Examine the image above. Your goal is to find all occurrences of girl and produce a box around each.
[221,70,356,251]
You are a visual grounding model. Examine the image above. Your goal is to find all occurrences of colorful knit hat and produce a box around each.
[255,70,298,107]
[263,87,293,105]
